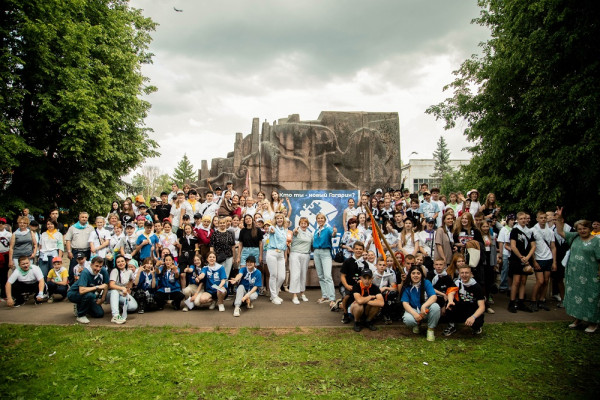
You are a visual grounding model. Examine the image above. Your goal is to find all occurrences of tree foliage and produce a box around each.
[432,136,453,184]
[426,0,600,220]
[131,166,171,200]
[0,0,158,219]
[171,154,196,187]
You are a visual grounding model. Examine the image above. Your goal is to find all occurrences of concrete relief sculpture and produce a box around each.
[196,111,400,193]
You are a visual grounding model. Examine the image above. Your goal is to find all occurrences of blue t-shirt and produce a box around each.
[238,267,262,291]
[401,279,436,310]
[201,265,228,294]
[136,233,159,260]
[136,270,155,291]
[68,268,110,295]
[267,226,288,251]
[418,201,440,219]
[313,225,334,249]
[157,269,181,293]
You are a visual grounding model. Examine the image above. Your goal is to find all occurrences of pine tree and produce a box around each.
[171,154,197,187]
[432,136,452,186]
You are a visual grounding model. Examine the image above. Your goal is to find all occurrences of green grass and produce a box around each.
[1,322,599,399]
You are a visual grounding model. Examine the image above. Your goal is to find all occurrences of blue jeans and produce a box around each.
[240,247,260,266]
[313,249,335,301]
[109,290,138,317]
[500,255,510,290]
[67,291,104,318]
[402,303,441,329]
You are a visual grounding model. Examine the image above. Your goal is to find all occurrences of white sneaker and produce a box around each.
[271,297,282,305]
[301,294,309,302]
[218,304,225,312]
[275,296,284,303]
[182,306,189,312]
[426,329,435,342]
[292,297,300,305]
[76,316,90,324]
[233,306,240,317]
[208,301,216,310]
[47,296,54,303]
[412,326,420,334]
[111,315,126,325]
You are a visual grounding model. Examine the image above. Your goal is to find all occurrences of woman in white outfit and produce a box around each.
[289,217,312,304]
[265,213,288,304]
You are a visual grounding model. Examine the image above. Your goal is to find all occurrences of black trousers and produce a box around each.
[12,281,43,305]
[446,302,484,330]
[155,291,184,310]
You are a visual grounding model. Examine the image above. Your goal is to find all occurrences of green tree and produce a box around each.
[431,136,453,186]
[171,154,196,187]
[131,166,171,201]
[0,0,158,219]
[426,0,600,220]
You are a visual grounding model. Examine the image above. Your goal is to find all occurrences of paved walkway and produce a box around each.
[0,286,570,328]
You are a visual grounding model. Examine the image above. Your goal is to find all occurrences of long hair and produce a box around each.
[401,218,415,249]
[447,253,466,278]
[484,193,497,210]
[244,214,257,238]
[401,265,427,306]
[453,212,474,237]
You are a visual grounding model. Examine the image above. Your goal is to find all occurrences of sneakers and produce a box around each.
[292,297,300,305]
[182,306,189,312]
[552,294,562,302]
[557,301,564,308]
[341,313,351,324]
[138,308,145,314]
[486,307,495,314]
[473,327,483,335]
[383,315,392,325]
[233,306,240,317]
[208,301,216,310]
[47,296,54,304]
[246,302,254,309]
[271,297,282,305]
[443,325,457,337]
[111,315,126,324]
[531,303,539,312]
[353,322,362,332]
[218,304,225,312]
[507,301,517,313]
[426,329,435,342]
[301,294,309,302]
[76,315,90,324]
[365,321,377,331]
[412,326,420,334]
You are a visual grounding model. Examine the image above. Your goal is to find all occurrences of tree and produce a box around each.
[0,0,158,219]
[131,166,171,201]
[431,136,453,186]
[426,0,600,220]
[171,154,196,187]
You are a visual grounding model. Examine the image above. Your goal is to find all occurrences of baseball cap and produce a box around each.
[76,252,85,259]
[0,217,6,223]
[425,217,435,224]
[375,188,383,194]
[138,204,148,209]
[177,190,185,195]
[126,222,136,228]
[150,197,157,202]
[52,256,62,263]
[135,195,145,203]
[361,268,373,278]
[423,191,431,195]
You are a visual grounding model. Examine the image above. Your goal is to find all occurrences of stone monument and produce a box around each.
[196,111,401,193]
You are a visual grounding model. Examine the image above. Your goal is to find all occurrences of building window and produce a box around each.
[413,178,439,193]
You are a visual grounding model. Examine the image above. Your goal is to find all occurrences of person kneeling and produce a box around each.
[229,255,262,317]
[189,251,228,312]
[47,257,69,303]
[444,264,485,336]
[108,255,138,324]
[350,269,384,332]
[5,256,46,307]
[401,265,440,341]
[67,256,108,324]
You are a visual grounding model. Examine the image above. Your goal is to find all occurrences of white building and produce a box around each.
[400,159,470,192]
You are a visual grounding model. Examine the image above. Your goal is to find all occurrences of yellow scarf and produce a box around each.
[46,229,57,240]
[350,228,360,240]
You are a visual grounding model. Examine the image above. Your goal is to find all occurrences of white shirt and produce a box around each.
[497,226,512,256]
[200,201,219,219]
[89,228,111,257]
[1,229,13,253]
[433,200,445,227]
[8,265,43,284]
[533,223,554,261]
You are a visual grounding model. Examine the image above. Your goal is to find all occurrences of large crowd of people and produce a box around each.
[1,181,599,338]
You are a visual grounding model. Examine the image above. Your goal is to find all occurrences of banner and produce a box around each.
[280,189,361,250]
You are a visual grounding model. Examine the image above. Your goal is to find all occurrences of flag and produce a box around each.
[370,217,386,260]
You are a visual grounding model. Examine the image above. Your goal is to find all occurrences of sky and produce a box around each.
[128,0,489,179]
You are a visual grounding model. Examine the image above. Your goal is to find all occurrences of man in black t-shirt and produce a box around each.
[155,192,172,222]
[339,241,366,324]
[350,269,384,332]
[443,265,485,336]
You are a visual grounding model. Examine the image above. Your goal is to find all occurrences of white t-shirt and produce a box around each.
[160,232,178,256]
[109,268,134,286]
[8,265,43,285]
[183,200,202,220]
[200,202,219,219]
[1,230,13,253]
[89,228,111,257]
[170,204,183,227]
[418,230,436,257]
[402,233,420,255]
[433,200,445,227]
[497,226,512,256]
[533,223,554,261]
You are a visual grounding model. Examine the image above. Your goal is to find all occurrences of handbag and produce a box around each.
[333,248,345,263]
[522,262,534,275]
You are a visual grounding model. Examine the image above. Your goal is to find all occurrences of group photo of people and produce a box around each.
[1,180,599,339]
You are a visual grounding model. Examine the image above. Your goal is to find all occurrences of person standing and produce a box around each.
[264,213,288,304]
[555,208,600,333]
[312,213,338,308]
[508,212,536,313]
[8,216,38,275]
[64,212,94,284]
[531,211,556,311]
[288,217,312,304]
[0,217,12,300]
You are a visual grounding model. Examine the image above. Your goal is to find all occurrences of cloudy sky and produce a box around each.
[129,0,489,179]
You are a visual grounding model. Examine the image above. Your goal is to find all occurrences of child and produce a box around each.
[133,257,156,314]
[47,256,69,302]
[372,257,398,324]
[229,255,263,317]
[427,259,455,315]
[154,254,184,310]
[72,252,90,281]
[400,265,440,342]
[444,264,485,336]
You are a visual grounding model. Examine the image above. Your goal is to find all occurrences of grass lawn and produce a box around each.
[1,322,598,399]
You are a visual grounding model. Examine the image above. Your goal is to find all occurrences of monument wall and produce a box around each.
[196,111,401,194]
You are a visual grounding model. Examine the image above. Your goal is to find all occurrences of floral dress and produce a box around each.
[563,232,600,323]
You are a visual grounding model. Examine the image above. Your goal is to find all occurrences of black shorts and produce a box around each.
[509,261,530,276]
[551,263,565,280]
[209,290,227,300]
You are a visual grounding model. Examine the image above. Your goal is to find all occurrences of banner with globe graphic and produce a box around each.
[280,189,361,251]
